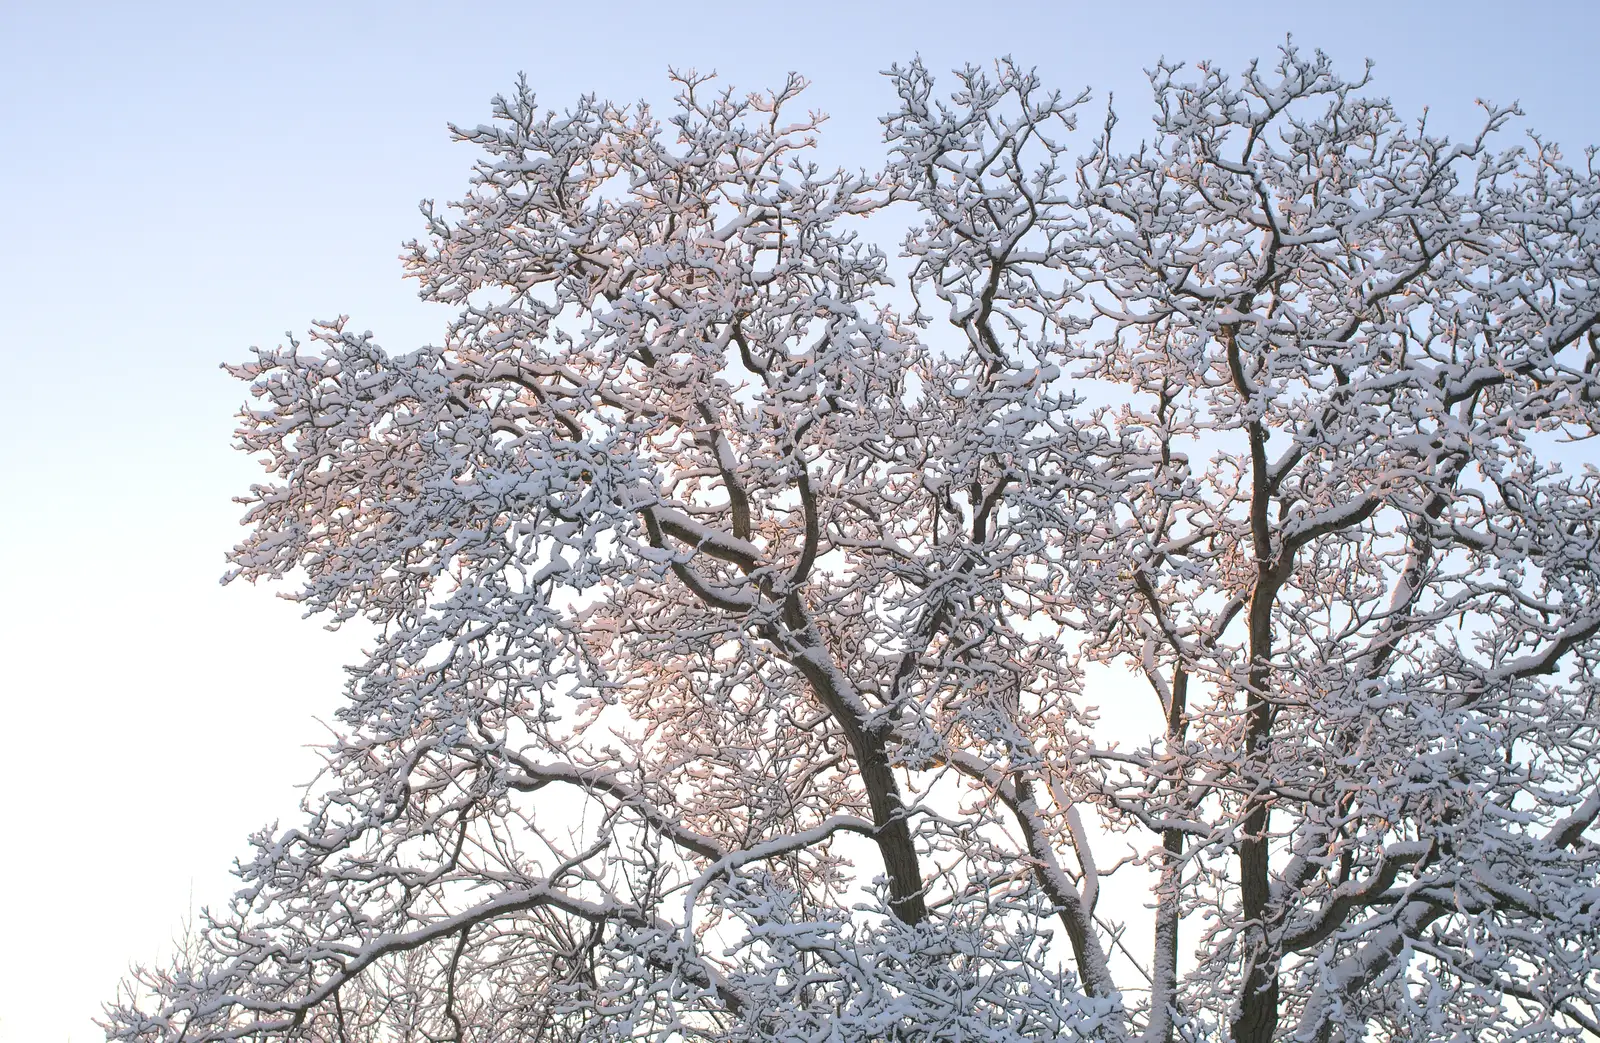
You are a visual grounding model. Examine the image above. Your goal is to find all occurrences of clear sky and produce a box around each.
[1,2,1596,1039]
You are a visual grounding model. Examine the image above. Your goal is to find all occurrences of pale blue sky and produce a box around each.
[2,2,1595,1039]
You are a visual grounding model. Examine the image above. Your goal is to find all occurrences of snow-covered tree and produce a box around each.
[107,46,1600,1043]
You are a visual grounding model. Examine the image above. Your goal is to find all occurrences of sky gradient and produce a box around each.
[2,2,1596,1039]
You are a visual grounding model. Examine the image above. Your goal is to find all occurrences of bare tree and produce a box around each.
[106,46,1600,1043]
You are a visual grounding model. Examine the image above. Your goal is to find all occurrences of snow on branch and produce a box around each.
[109,44,1600,1043]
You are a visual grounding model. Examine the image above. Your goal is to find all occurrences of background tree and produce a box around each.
[107,46,1600,1043]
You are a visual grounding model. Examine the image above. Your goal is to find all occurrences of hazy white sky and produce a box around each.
[1,2,1596,1039]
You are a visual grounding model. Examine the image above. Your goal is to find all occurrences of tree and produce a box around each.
[105,46,1600,1043]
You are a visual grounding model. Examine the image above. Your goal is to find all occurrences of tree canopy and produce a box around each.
[109,46,1600,1043]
